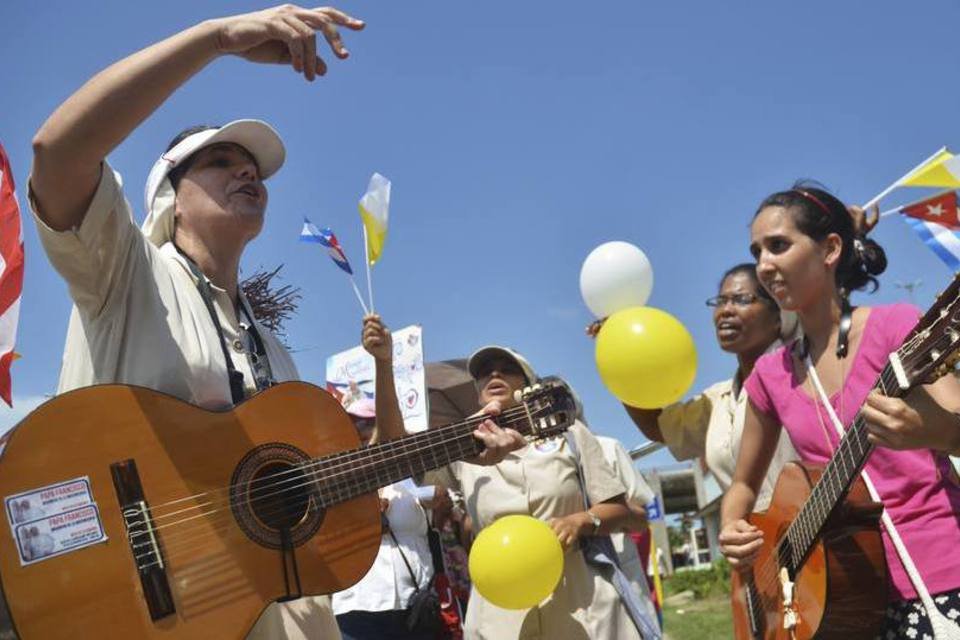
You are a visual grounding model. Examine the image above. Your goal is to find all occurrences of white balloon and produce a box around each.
[579,242,654,318]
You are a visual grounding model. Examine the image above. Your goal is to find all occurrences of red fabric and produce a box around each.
[434,572,464,640]
[902,191,959,228]
[630,530,660,611]
[0,143,23,407]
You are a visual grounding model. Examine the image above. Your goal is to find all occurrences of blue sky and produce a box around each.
[2,1,959,470]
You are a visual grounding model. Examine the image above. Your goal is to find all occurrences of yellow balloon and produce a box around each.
[468,515,564,610]
[595,306,697,408]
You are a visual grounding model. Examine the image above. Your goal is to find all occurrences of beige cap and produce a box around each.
[141,119,285,246]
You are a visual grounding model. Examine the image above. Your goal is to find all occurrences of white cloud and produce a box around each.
[0,395,50,440]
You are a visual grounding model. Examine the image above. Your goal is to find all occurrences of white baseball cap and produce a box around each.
[141,119,286,246]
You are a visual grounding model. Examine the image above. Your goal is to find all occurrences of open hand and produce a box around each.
[210,5,364,82]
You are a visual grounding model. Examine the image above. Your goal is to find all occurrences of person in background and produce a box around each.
[451,346,649,640]
[333,314,468,640]
[588,263,798,510]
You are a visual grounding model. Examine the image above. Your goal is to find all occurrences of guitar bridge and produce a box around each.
[111,459,175,621]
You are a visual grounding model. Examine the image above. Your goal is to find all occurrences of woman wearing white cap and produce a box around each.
[452,346,653,640]
[27,6,522,639]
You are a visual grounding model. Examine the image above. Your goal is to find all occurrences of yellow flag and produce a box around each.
[899,150,960,188]
[358,173,390,265]
[651,543,664,610]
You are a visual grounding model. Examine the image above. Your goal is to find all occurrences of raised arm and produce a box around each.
[31,5,363,231]
[360,313,407,443]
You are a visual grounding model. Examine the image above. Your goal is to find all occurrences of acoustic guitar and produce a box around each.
[730,276,960,639]
[0,377,576,639]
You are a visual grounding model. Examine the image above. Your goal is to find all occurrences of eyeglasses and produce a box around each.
[705,294,760,308]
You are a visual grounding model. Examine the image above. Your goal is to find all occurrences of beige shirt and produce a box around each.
[31,163,340,640]
[658,372,797,510]
[451,421,642,640]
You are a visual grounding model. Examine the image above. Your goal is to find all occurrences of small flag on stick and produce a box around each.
[358,173,391,311]
[862,147,952,209]
[300,218,369,314]
[878,191,960,270]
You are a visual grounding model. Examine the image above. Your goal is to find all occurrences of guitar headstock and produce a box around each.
[515,376,578,440]
[899,273,960,387]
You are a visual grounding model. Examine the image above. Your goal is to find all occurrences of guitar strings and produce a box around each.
[131,407,541,567]
[126,405,545,563]
[134,402,522,531]
[743,360,903,608]
[135,404,526,538]
[142,402,534,525]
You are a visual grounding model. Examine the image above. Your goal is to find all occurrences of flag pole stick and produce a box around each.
[349,276,370,315]
[363,226,375,312]
[878,187,956,219]
[862,146,947,210]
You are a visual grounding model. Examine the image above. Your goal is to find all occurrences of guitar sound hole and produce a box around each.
[249,462,311,530]
[230,443,325,549]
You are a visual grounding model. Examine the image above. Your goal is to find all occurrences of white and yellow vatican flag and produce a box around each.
[358,173,391,266]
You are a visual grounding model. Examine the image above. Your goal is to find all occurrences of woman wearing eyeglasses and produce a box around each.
[592,263,797,510]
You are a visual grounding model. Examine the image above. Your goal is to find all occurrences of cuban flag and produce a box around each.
[300,218,354,274]
[898,191,960,270]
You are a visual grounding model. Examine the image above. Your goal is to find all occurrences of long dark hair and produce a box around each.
[754,182,887,294]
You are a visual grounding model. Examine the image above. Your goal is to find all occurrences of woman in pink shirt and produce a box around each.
[719,184,960,638]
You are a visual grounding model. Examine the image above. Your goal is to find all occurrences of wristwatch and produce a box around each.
[586,510,601,535]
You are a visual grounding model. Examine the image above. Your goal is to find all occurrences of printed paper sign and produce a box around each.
[326,325,428,432]
[5,477,95,528]
[14,504,107,566]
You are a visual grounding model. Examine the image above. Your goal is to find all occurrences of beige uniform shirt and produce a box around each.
[658,371,797,510]
[451,421,642,640]
[31,163,340,639]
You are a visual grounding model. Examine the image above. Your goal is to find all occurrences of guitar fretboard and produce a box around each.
[304,406,537,507]
[781,358,906,569]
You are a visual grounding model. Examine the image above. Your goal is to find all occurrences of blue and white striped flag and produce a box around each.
[902,216,960,271]
[300,218,353,275]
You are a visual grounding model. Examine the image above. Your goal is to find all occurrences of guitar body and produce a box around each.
[731,461,887,639]
[0,382,382,639]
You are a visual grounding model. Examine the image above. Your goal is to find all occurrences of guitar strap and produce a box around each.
[805,356,960,640]
[563,431,662,640]
[175,247,275,404]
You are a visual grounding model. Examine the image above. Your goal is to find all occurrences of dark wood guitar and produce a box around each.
[0,377,576,639]
[731,278,960,640]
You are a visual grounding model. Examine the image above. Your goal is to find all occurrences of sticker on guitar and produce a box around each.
[4,476,108,566]
[14,504,107,566]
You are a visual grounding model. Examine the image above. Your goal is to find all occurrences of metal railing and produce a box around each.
[628,440,665,460]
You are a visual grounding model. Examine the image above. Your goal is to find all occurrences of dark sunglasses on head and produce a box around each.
[476,359,525,380]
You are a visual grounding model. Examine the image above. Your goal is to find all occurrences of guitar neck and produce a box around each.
[784,359,908,568]
[305,405,536,507]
